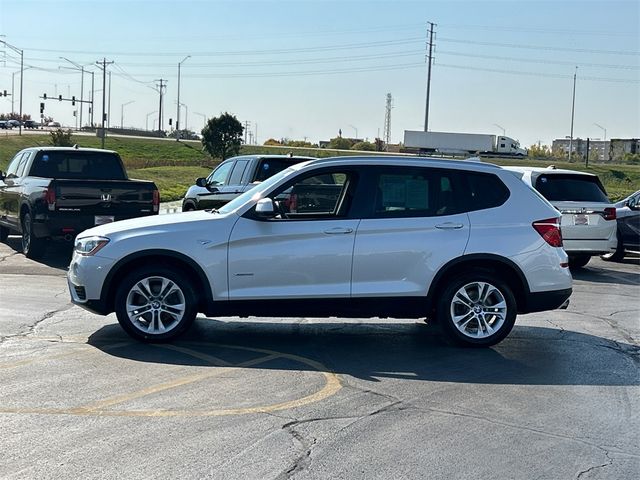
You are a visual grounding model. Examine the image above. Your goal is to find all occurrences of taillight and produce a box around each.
[533,217,563,247]
[152,189,160,213]
[44,187,56,211]
[603,207,616,221]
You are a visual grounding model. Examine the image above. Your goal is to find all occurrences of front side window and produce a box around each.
[207,161,234,186]
[269,170,353,218]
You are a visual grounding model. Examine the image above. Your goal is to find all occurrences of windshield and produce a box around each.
[217,166,297,214]
[534,174,609,203]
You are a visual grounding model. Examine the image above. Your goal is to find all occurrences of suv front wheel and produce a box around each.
[437,272,517,347]
[115,266,198,342]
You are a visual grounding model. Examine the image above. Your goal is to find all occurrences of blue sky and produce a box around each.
[1,0,638,147]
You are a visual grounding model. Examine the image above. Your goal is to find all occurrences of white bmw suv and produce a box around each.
[68,156,572,347]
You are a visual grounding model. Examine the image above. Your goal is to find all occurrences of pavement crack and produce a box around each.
[576,449,614,479]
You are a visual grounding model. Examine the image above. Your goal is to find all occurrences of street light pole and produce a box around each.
[493,123,505,136]
[60,57,86,130]
[146,111,158,131]
[1,39,24,135]
[121,101,135,129]
[176,55,191,140]
[569,66,577,162]
[594,123,607,161]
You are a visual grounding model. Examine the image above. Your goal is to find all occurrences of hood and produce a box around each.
[78,210,231,239]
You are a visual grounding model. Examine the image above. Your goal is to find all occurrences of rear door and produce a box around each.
[352,166,470,297]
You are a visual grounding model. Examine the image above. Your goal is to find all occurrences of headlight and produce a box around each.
[74,236,110,256]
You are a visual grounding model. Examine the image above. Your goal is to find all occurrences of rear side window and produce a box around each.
[534,174,609,202]
[462,172,510,212]
[29,151,127,180]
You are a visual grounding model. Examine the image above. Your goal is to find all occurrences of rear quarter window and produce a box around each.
[462,172,510,212]
[534,174,609,202]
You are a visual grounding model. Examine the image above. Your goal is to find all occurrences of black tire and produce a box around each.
[600,234,625,262]
[21,212,46,259]
[114,266,198,342]
[568,254,591,270]
[0,225,9,242]
[437,271,517,347]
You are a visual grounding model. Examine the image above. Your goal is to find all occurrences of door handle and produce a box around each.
[435,222,464,230]
[324,227,354,235]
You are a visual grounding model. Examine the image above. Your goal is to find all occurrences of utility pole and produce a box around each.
[95,58,114,148]
[244,120,251,144]
[383,93,393,148]
[569,66,577,162]
[424,21,436,132]
[176,56,190,140]
[155,79,167,132]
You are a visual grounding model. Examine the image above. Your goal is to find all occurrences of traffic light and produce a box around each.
[72,96,75,106]
[40,103,45,114]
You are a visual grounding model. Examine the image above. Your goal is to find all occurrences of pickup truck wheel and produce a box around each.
[437,272,517,347]
[115,266,197,342]
[21,213,46,259]
[0,225,9,242]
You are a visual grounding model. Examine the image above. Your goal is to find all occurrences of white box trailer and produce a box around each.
[404,130,527,156]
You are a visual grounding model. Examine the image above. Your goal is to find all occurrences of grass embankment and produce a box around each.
[1,133,639,202]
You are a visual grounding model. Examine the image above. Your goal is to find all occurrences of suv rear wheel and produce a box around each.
[437,271,517,347]
[115,266,198,342]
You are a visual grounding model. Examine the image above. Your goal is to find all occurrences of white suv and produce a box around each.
[68,157,572,347]
[504,166,617,269]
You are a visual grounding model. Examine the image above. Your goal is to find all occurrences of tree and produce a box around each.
[352,141,375,151]
[328,136,353,150]
[201,112,244,160]
[50,128,73,146]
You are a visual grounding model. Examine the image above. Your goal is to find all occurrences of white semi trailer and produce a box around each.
[403,131,527,156]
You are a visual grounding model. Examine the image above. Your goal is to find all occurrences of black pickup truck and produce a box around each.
[181,154,314,211]
[0,146,159,259]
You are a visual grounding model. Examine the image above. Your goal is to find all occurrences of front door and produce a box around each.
[227,168,359,299]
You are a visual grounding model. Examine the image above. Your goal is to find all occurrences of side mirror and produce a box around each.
[255,198,276,218]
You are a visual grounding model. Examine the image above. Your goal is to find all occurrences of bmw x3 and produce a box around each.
[68,156,572,347]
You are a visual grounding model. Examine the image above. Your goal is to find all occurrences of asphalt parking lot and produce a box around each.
[0,236,638,479]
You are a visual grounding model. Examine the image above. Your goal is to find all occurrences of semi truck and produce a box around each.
[403,131,528,156]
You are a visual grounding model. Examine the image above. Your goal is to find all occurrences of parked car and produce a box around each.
[68,156,572,347]
[0,147,159,259]
[601,190,640,262]
[505,166,617,269]
[182,154,315,211]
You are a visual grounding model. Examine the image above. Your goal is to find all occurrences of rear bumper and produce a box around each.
[33,211,157,239]
[521,288,572,314]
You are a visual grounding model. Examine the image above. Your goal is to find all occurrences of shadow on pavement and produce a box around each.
[3,235,72,271]
[88,319,639,387]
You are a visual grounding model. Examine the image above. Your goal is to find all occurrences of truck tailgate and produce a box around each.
[52,180,157,216]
